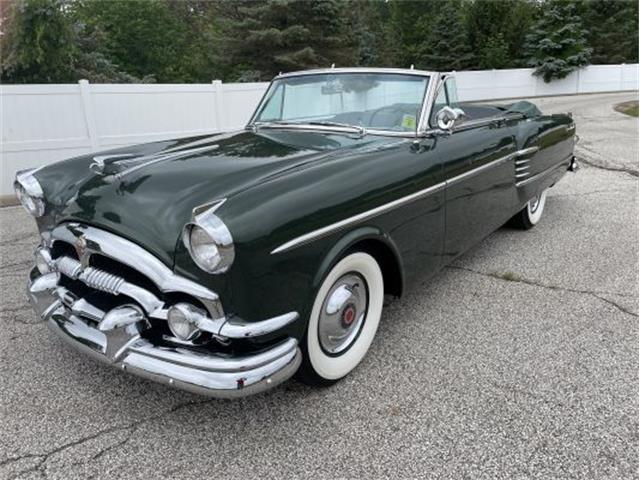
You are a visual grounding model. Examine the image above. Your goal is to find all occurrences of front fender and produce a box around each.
[311,226,405,304]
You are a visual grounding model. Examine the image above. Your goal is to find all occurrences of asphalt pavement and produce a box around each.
[0,92,637,479]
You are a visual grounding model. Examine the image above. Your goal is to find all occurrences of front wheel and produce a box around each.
[297,252,384,386]
[509,189,548,230]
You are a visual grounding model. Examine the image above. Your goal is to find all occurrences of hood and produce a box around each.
[38,129,391,265]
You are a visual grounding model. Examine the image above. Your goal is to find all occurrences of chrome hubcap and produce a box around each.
[318,273,368,355]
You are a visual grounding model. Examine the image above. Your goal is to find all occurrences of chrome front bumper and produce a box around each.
[28,267,301,399]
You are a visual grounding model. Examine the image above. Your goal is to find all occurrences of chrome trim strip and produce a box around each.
[275,67,436,80]
[516,146,540,157]
[271,181,446,254]
[418,72,441,133]
[219,312,299,339]
[516,155,572,187]
[272,151,517,254]
[249,69,435,138]
[106,145,220,181]
[445,152,514,187]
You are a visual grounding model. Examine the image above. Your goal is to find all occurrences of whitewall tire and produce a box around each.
[510,188,548,229]
[298,252,384,385]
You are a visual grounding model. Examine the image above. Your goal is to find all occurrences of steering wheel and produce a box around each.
[368,105,403,130]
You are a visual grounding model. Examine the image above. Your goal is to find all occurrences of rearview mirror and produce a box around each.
[435,106,466,131]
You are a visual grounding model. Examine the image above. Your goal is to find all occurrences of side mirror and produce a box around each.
[435,106,466,131]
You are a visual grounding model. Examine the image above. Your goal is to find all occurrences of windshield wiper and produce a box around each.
[250,120,367,137]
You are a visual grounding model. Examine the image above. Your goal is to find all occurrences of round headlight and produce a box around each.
[189,225,222,272]
[183,209,235,274]
[14,169,45,217]
[167,303,201,341]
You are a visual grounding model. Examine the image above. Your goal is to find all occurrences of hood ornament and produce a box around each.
[90,154,135,175]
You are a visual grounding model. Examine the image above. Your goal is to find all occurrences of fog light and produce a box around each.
[35,248,53,274]
[167,303,203,341]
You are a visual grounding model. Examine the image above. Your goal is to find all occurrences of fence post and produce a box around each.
[619,63,625,91]
[575,68,581,94]
[212,80,223,131]
[78,79,99,152]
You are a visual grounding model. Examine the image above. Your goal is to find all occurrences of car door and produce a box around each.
[431,77,519,260]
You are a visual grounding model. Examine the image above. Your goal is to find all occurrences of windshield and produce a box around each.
[252,72,430,133]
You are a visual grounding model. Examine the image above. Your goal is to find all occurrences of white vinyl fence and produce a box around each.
[1,64,638,197]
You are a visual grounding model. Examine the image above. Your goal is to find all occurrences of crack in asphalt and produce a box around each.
[549,188,624,198]
[575,145,639,178]
[447,265,638,318]
[2,398,216,479]
[0,304,40,325]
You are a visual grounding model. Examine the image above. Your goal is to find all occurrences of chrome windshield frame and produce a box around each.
[246,68,438,139]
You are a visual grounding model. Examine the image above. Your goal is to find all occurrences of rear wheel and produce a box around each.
[297,252,384,386]
[509,189,548,230]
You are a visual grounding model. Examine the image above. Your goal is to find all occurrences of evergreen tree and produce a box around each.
[524,0,592,82]
[416,0,475,71]
[466,0,537,69]
[583,0,638,64]
[348,0,395,67]
[480,33,510,69]
[219,0,357,81]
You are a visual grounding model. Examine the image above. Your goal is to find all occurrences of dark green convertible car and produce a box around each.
[18,68,578,397]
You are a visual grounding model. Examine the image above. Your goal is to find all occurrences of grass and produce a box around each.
[497,271,521,282]
[614,101,639,117]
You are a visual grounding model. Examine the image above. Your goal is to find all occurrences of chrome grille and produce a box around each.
[46,222,223,321]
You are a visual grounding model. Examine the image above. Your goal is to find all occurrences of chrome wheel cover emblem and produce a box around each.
[318,273,368,355]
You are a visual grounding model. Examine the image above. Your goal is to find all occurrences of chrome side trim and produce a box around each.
[271,181,446,254]
[445,152,514,187]
[272,151,519,255]
[219,312,299,338]
[516,155,572,187]
[516,146,540,157]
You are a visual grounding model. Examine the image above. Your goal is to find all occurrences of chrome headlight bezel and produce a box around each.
[14,169,46,217]
[182,202,235,274]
